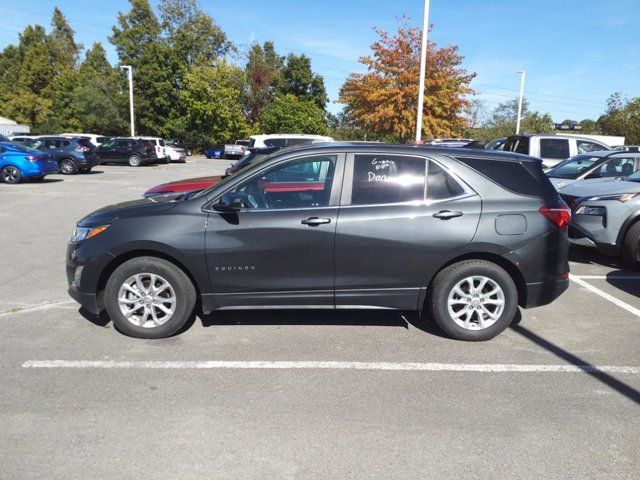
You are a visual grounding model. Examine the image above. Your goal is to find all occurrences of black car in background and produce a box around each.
[67,143,569,341]
[96,137,155,167]
[26,136,100,174]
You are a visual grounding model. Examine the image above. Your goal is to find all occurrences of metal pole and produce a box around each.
[121,65,135,137]
[415,0,430,143]
[515,70,526,134]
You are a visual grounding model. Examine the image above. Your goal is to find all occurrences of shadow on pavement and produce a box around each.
[512,324,640,405]
[568,245,625,269]
[606,271,640,299]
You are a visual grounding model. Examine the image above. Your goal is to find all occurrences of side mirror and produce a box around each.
[213,193,244,212]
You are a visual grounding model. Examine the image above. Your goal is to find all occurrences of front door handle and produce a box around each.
[301,217,331,226]
[433,210,463,220]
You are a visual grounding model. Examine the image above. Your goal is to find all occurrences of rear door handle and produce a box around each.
[433,210,463,220]
[301,217,331,226]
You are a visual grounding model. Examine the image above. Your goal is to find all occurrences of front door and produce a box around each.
[204,153,344,308]
[97,140,117,161]
[335,153,482,309]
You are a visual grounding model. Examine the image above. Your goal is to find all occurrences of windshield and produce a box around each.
[547,155,600,179]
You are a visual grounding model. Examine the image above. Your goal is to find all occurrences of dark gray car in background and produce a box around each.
[66,143,570,341]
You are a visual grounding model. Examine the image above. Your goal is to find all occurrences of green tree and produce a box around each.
[279,54,328,110]
[180,61,250,148]
[473,97,553,141]
[597,93,640,144]
[259,94,327,134]
[243,41,285,123]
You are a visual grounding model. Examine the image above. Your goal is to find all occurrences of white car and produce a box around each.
[60,133,108,147]
[165,145,187,162]
[248,134,334,149]
[136,137,167,163]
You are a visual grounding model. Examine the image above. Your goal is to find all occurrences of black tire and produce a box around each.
[1,165,22,184]
[105,256,197,339]
[621,221,640,266]
[128,154,142,167]
[428,260,518,341]
[59,158,78,175]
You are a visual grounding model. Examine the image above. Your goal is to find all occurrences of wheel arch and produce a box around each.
[422,251,527,309]
[95,249,202,312]
[616,210,640,248]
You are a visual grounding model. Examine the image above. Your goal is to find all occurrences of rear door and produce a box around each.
[334,153,481,309]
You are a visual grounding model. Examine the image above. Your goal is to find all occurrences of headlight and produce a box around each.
[70,225,109,243]
[575,205,606,216]
[584,193,639,203]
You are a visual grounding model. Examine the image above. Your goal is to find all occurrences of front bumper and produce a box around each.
[68,284,100,314]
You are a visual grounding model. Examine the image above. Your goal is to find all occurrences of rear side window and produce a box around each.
[264,138,287,147]
[504,136,529,154]
[427,161,465,200]
[540,139,570,159]
[351,154,425,205]
[456,156,557,199]
[78,139,94,149]
[286,138,314,146]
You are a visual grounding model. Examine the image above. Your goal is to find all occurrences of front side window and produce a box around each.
[546,155,600,179]
[227,155,337,210]
[588,157,637,179]
[540,139,570,159]
[351,154,425,205]
[101,140,115,148]
[577,140,607,154]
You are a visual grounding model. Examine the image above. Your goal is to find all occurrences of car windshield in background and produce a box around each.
[547,155,600,178]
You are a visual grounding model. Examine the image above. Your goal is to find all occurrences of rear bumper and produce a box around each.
[523,278,569,308]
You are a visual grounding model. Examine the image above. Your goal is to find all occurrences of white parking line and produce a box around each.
[21,360,640,374]
[573,275,640,280]
[570,274,640,318]
[0,300,74,318]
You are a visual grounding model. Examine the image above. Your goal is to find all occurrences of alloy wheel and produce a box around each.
[446,275,505,330]
[117,273,177,328]
[2,166,20,184]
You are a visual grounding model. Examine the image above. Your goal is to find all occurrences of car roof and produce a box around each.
[266,141,542,163]
[508,133,609,143]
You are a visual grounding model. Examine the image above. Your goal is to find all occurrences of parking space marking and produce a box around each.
[570,274,640,318]
[0,300,74,318]
[21,360,640,374]
[573,275,640,280]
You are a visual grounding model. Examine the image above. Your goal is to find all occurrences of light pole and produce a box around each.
[415,0,431,143]
[515,69,526,135]
[120,65,135,137]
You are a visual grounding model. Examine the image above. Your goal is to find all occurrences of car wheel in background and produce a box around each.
[128,154,142,167]
[621,222,640,266]
[1,165,22,184]
[59,158,78,175]
[428,260,518,341]
[105,256,196,339]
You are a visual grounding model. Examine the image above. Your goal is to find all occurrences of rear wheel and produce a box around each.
[59,158,78,175]
[1,165,22,184]
[428,260,518,341]
[128,154,142,167]
[621,222,640,266]
[105,257,196,338]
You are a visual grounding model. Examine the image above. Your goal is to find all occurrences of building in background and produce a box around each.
[0,116,30,136]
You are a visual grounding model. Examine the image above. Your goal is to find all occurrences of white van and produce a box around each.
[248,134,334,149]
[60,133,108,147]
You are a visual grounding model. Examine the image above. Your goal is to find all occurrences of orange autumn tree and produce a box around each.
[339,20,475,141]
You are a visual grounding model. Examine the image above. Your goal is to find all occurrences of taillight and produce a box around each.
[26,155,43,162]
[540,206,571,229]
[76,145,90,152]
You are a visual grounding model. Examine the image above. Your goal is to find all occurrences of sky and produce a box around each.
[1,0,639,121]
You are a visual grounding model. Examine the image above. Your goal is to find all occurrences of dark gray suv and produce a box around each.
[67,143,570,341]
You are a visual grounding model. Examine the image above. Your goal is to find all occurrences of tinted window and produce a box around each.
[540,139,570,159]
[587,157,637,179]
[286,138,315,146]
[427,161,465,200]
[577,140,607,154]
[546,155,600,179]
[78,139,94,149]
[351,154,425,205]
[101,140,115,148]
[61,140,71,148]
[264,138,287,147]
[504,136,529,154]
[96,137,106,144]
[116,140,130,147]
[456,156,557,199]
[159,139,165,146]
[230,155,337,210]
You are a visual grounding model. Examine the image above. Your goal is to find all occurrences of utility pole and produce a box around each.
[120,65,135,137]
[515,69,526,134]
[415,0,431,143]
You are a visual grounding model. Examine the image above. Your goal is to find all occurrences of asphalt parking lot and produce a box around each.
[1,158,639,479]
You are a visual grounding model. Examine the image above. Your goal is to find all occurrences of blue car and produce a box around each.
[204,145,224,159]
[0,141,59,184]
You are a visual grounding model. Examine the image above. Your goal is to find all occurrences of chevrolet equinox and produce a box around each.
[67,143,570,341]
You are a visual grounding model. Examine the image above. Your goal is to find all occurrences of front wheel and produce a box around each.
[128,154,142,167]
[105,257,196,338]
[428,260,518,341]
[621,222,640,266]
[1,165,22,184]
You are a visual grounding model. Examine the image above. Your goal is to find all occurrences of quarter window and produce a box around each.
[229,155,337,210]
[540,139,570,159]
[427,161,465,200]
[351,154,425,205]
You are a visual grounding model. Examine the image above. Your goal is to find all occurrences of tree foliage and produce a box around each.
[471,98,553,141]
[259,94,327,135]
[339,19,475,141]
[597,93,640,144]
